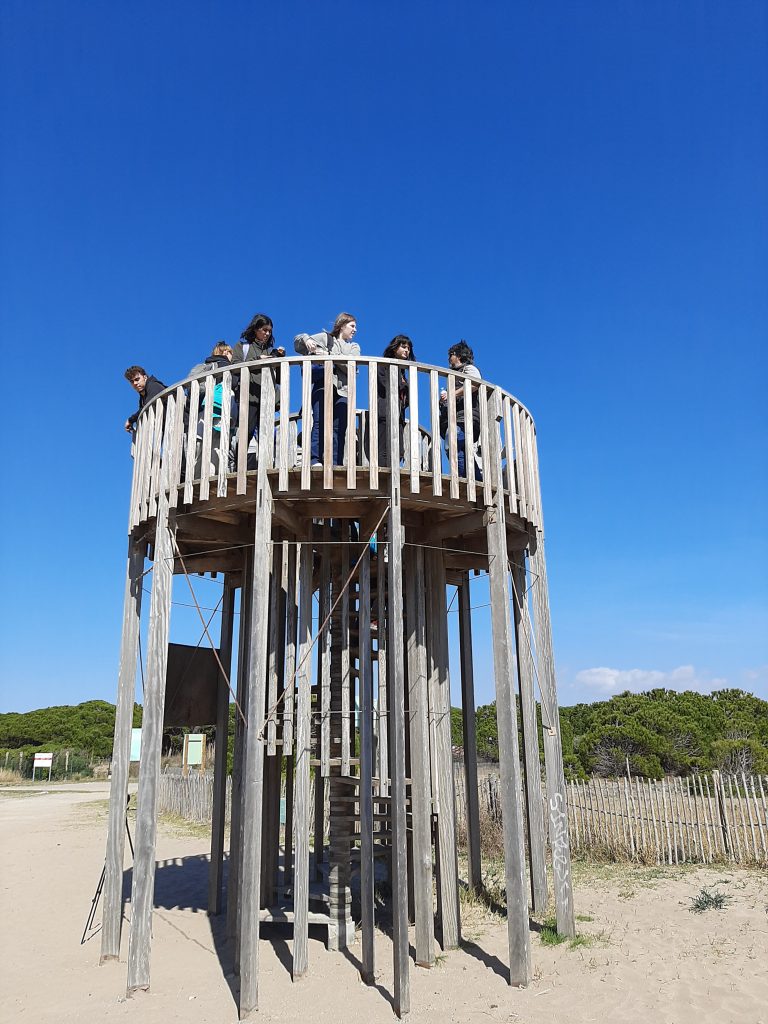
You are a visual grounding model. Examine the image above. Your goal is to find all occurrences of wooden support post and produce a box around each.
[426,548,460,950]
[528,531,576,937]
[101,536,146,962]
[238,370,275,1019]
[405,542,435,966]
[209,576,236,915]
[228,552,252,950]
[510,556,548,913]
[457,574,482,895]
[484,389,531,986]
[293,542,313,978]
[387,364,410,1017]
[126,492,176,993]
[284,753,294,885]
[313,773,325,881]
[359,546,376,983]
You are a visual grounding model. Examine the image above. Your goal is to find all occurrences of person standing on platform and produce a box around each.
[377,334,415,467]
[231,313,285,463]
[124,366,166,433]
[294,312,360,466]
[439,341,482,480]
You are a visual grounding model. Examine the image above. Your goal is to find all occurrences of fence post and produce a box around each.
[711,770,730,859]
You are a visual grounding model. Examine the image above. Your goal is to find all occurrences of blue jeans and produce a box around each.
[456,426,482,481]
[311,366,347,464]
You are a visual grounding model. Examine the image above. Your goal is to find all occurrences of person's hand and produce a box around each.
[125,419,133,433]
[275,346,286,357]
[304,340,317,355]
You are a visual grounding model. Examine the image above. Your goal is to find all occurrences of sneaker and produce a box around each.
[311,460,322,467]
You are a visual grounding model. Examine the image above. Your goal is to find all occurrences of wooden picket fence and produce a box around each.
[158,767,768,868]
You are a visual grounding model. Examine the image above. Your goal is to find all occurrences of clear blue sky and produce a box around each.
[1,1,766,713]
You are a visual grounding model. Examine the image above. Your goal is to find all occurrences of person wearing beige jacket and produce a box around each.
[294,312,360,465]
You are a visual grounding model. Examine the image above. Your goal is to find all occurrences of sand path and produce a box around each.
[1,782,766,1024]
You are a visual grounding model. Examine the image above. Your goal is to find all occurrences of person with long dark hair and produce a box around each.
[231,313,285,445]
[294,312,360,465]
[439,340,482,480]
[377,334,415,467]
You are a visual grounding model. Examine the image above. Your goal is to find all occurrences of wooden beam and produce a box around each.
[238,374,276,1019]
[510,557,547,913]
[293,542,313,978]
[458,575,482,894]
[528,533,576,938]
[358,547,375,983]
[209,576,236,915]
[387,365,410,1017]
[101,536,145,962]
[126,497,176,993]
[484,389,531,986]
[404,542,435,966]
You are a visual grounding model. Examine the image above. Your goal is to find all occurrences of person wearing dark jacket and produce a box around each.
[124,366,166,432]
[376,335,415,467]
[438,341,482,480]
[231,313,285,443]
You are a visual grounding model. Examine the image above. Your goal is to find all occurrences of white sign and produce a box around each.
[130,728,142,762]
[34,752,53,767]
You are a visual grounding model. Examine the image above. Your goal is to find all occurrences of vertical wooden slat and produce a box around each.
[181,380,199,505]
[209,577,235,914]
[511,403,528,521]
[502,396,517,514]
[301,360,312,491]
[458,575,482,894]
[409,366,420,493]
[323,359,333,488]
[359,547,375,983]
[100,537,146,962]
[278,361,290,492]
[346,358,357,488]
[367,359,379,490]
[743,771,759,861]
[754,775,768,862]
[147,399,164,521]
[462,378,476,502]
[236,366,249,495]
[446,374,459,499]
[167,386,186,509]
[198,374,215,502]
[478,384,491,506]
[293,542,313,978]
[430,369,442,497]
[217,369,232,498]
[405,544,435,966]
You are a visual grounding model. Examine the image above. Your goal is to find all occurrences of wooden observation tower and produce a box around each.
[100,355,575,1018]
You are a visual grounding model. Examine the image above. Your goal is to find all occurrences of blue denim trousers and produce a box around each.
[311,366,348,464]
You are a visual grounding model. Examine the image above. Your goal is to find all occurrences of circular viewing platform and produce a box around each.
[129,355,544,576]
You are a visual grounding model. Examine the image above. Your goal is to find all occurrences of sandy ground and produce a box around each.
[1,782,766,1024]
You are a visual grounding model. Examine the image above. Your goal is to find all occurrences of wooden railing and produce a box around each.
[128,356,543,531]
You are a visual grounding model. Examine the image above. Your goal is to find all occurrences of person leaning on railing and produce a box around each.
[376,334,415,467]
[185,342,237,475]
[124,365,167,434]
[231,312,285,468]
[294,312,360,466]
[439,341,483,481]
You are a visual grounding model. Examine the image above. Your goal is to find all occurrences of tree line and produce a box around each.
[2,688,766,781]
[451,688,768,778]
